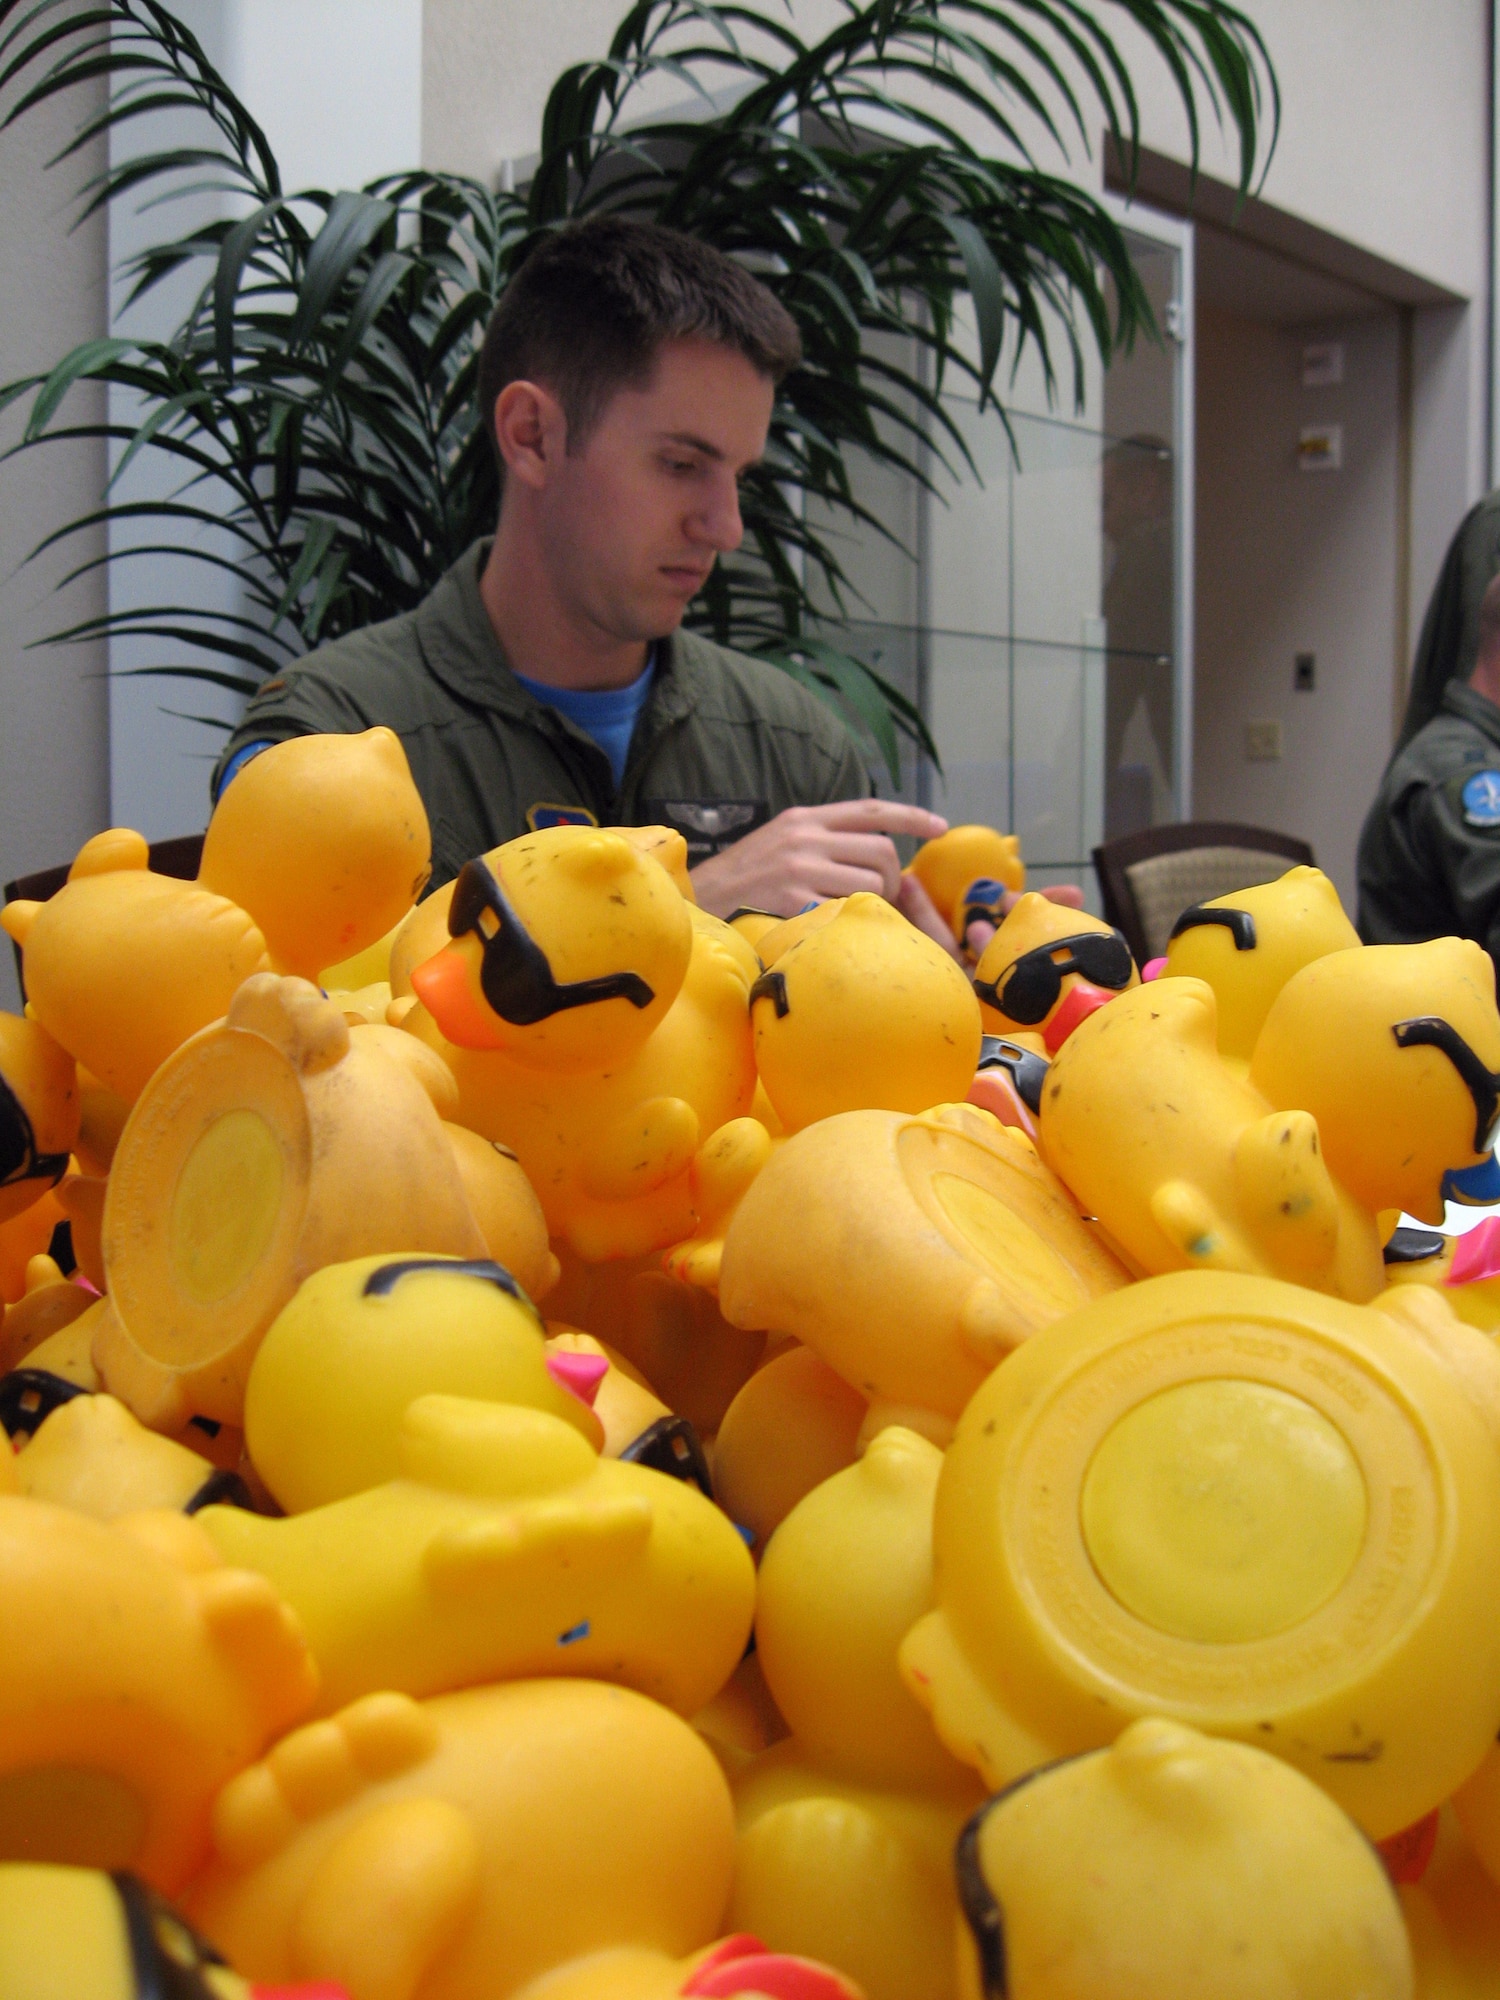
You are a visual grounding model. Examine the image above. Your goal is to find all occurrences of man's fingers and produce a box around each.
[896,872,965,960]
[809,799,948,840]
[798,863,891,901]
[1039,883,1086,910]
[820,831,903,898]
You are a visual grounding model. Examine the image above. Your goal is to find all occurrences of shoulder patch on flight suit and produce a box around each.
[642,798,769,867]
[527,803,599,832]
[1460,770,1500,829]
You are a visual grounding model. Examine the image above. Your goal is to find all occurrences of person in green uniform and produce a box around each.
[212,215,952,926]
[1358,568,1500,964]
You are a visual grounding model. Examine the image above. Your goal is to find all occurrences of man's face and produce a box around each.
[525,336,775,644]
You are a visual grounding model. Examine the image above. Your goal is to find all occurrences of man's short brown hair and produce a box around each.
[476,215,802,469]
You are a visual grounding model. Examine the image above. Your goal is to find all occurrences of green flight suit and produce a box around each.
[1357,681,1500,963]
[212,540,871,887]
[1392,488,1500,753]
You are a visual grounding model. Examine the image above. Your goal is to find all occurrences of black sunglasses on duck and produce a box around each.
[0,1075,69,1194]
[1393,1016,1500,1155]
[974,930,1135,1027]
[448,857,656,1027]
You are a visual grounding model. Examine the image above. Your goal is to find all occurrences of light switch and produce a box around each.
[1246,720,1283,762]
[1302,342,1344,387]
[1298,425,1343,472]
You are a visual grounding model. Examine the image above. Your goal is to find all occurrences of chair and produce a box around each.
[5,832,205,994]
[1092,821,1315,967]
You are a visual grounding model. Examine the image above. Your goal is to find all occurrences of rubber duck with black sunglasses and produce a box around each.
[398,825,761,1263]
[0,1009,78,1228]
[971,895,1138,1054]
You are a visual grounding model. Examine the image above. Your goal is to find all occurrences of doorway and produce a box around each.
[1192,225,1400,912]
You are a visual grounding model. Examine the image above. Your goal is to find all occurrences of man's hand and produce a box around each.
[690,799,948,918]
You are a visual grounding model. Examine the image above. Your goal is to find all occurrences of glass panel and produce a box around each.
[1101,234,1179,838]
[823,227,1182,903]
[829,621,1106,870]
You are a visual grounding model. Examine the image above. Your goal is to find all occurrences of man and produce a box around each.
[1358,569,1500,964]
[213,216,950,925]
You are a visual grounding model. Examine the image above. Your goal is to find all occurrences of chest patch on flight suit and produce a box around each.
[1461,771,1500,828]
[527,802,599,832]
[642,798,769,866]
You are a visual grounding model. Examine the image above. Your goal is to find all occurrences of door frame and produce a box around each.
[1101,192,1196,818]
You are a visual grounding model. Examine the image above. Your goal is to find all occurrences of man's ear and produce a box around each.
[493,378,567,491]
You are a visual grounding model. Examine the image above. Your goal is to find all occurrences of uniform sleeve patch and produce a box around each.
[641,798,769,866]
[1461,770,1500,827]
[527,803,599,831]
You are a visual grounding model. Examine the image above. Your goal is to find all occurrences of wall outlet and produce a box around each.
[1246,719,1283,762]
[1294,652,1316,691]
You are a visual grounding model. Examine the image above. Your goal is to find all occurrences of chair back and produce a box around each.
[1092,821,1315,966]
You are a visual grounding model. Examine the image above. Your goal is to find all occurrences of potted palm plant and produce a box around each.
[0,0,1274,781]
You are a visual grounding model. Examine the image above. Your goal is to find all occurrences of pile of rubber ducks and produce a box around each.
[6,729,1500,1999]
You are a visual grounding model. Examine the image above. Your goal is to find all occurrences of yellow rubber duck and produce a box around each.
[0,1498,316,1892]
[718,1104,1129,1442]
[0,1864,300,2000]
[1381,1218,1500,1337]
[182,1678,858,2000]
[197,1392,754,1718]
[730,1429,986,2000]
[750,894,982,1133]
[1452,1740,1500,1899]
[542,1328,715,1499]
[1250,937,1500,1224]
[0,1012,78,1228]
[546,1240,767,1436]
[73,1063,131,1175]
[1162,864,1360,1068]
[0,1183,67,1303]
[0,1866,867,2000]
[197,726,432,984]
[407,825,692,1066]
[93,974,487,1432]
[901,1271,1500,1839]
[904,825,1024,949]
[712,1346,867,1550]
[1396,1806,1500,2000]
[549,1940,866,1999]
[243,1253,603,1514]
[402,850,759,1261]
[440,1123,559,1303]
[11,1391,253,1519]
[955,1718,1412,2000]
[1036,975,1385,1298]
[0,1252,93,1375]
[54,1171,107,1290]
[971,895,1138,1054]
[1,1295,106,1421]
[1,829,271,1103]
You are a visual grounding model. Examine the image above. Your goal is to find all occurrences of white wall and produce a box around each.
[1127,2,1489,308]
[105,0,424,843]
[1122,0,1491,663]
[0,65,110,1013]
[422,0,624,178]
[1194,302,1401,909]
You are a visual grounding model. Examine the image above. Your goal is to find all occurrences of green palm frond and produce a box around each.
[0,0,1276,784]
